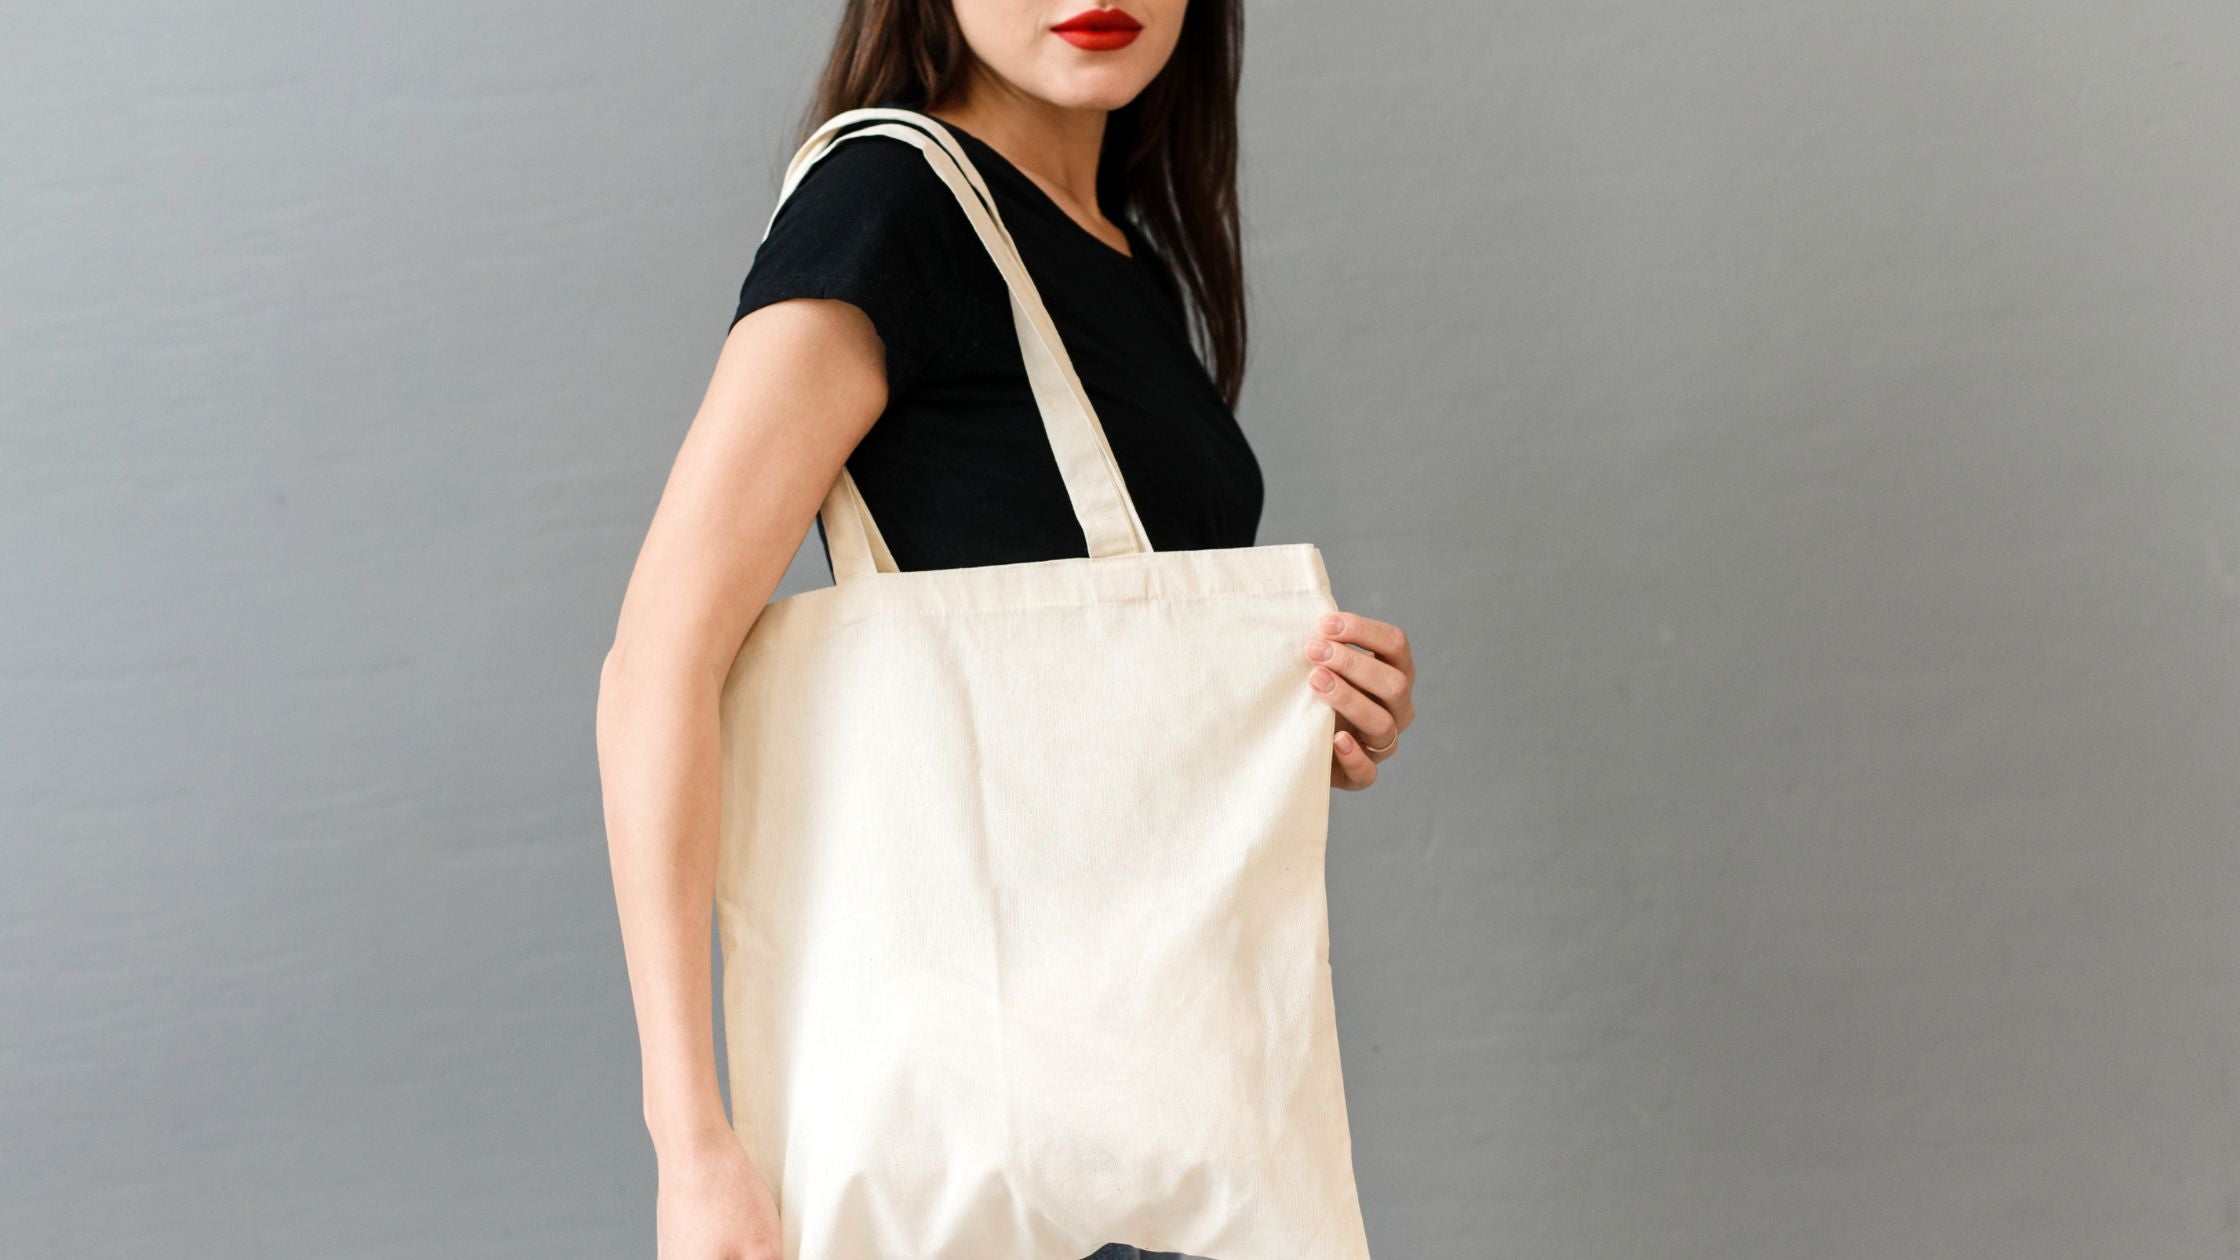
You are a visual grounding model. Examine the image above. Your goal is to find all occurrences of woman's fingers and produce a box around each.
[1319,610,1413,674]
[1304,633,1410,719]
[1313,610,1415,730]
[1330,728,1379,790]
[1304,608,1415,790]
[1305,658,1401,758]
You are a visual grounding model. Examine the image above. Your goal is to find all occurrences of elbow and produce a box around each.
[594,640,627,756]
[594,631,725,752]
[597,637,630,697]
[595,636,659,756]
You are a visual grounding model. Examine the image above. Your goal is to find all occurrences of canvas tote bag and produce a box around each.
[715,106,1373,1260]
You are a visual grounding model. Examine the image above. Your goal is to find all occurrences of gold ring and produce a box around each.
[1360,731,1397,756]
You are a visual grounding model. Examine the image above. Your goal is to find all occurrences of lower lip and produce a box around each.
[1054,26,1140,51]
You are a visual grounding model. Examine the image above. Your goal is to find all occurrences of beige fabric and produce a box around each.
[716,107,1373,1260]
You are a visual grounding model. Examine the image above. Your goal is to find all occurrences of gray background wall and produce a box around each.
[4,2,2237,1256]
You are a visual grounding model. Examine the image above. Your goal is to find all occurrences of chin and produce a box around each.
[1031,71,1157,114]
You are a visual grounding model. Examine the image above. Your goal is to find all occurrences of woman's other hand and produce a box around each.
[1303,609,1416,790]
[656,1130,783,1259]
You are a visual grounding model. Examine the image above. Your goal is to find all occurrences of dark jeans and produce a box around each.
[1077,1246,1217,1260]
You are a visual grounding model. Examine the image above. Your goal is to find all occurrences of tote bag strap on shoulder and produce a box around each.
[758,107,1156,584]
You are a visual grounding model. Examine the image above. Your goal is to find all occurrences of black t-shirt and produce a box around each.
[730,110,1264,578]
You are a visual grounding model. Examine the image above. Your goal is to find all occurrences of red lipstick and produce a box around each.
[1052,7,1142,51]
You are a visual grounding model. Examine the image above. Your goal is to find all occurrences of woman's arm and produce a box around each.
[595,297,885,1247]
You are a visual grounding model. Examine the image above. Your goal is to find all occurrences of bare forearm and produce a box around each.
[596,643,733,1156]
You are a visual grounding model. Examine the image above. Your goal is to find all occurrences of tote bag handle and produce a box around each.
[758,108,1156,583]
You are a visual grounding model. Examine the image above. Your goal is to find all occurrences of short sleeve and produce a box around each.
[730,133,971,397]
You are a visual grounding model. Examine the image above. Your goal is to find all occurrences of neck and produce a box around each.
[927,77,1111,224]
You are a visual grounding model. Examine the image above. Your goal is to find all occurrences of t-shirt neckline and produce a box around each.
[910,111,1140,265]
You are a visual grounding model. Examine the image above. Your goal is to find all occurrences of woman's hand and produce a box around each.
[1304,609,1417,790]
[656,1131,784,1260]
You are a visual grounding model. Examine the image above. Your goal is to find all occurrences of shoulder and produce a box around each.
[769,128,959,236]
[737,126,989,395]
[744,126,982,312]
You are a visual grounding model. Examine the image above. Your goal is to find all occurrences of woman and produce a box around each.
[597,2,1417,1256]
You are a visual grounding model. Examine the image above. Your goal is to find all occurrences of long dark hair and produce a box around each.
[790,1,1249,409]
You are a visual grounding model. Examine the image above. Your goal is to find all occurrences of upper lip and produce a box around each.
[1052,8,1141,31]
